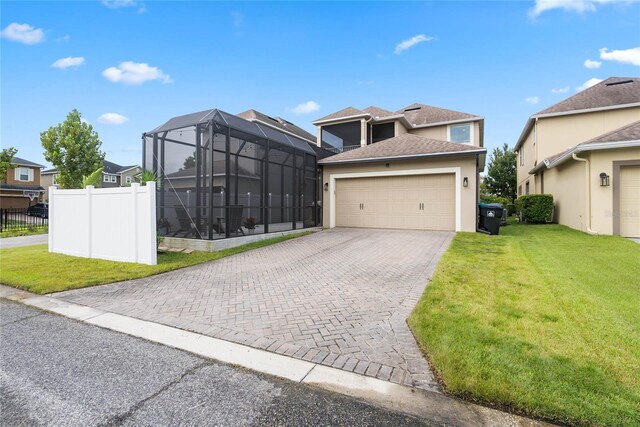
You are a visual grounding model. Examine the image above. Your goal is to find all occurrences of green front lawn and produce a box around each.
[408,224,640,427]
[0,231,312,294]
[0,226,48,238]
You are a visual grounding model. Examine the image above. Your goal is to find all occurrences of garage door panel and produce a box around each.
[620,166,640,238]
[335,174,455,231]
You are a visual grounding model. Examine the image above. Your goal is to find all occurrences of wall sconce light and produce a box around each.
[463,177,469,188]
[324,182,329,191]
[599,172,610,187]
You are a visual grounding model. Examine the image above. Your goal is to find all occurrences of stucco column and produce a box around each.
[360,119,367,147]
[316,127,322,147]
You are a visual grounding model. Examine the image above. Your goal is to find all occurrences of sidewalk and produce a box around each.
[0,284,552,427]
[0,233,48,249]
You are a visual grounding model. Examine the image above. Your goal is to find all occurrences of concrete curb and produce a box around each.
[0,286,552,427]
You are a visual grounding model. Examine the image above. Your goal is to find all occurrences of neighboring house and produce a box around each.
[515,77,640,237]
[41,160,142,200]
[0,156,45,209]
[314,104,486,232]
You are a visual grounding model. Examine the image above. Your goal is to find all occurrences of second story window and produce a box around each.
[371,122,395,143]
[52,174,58,185]
[321,121,361,152]
[16,167,31,182]
[519,148,524,166]
[448,123,472,144]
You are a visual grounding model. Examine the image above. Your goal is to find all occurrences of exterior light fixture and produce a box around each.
[324,182,329,191]
[599,172,610,187]
[463,177,469,188]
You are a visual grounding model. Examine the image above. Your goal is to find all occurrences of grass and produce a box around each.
[0,226,48,238]
[0,231,312,294]
[408,223,640,427]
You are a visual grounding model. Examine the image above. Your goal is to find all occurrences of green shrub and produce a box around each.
[480,195,514,215]
[516,194,554,223]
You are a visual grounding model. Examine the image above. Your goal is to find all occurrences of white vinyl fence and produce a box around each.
[48,182,157,265]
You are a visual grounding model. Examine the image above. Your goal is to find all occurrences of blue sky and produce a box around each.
[2,0,639,168]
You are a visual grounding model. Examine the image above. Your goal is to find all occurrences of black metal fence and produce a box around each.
[0,208,48,233]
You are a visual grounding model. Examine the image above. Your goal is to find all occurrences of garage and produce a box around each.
[619,165,640,238]
[335,174,455,231]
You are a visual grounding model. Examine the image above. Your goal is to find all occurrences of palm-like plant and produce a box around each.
[137,170,161,186]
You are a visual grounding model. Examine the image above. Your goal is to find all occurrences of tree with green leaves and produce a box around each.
[41,109,105,189]
[0,146,18,182]
[485,143,517,203]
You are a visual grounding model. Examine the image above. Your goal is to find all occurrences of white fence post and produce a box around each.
[48,186,55,253]
[86,185,93,258]
[147,181,157,265]
[131,183,139,263]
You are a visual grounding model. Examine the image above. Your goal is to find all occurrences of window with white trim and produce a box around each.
[519,148,524,166]
[125,176,132,184]
[103,174,110,183]
[52,174,58,185]
[15,167,31,182]
[448,123,472,144]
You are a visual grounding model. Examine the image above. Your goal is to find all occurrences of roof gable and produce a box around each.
[397,103,480,127]
[11,156,44,168]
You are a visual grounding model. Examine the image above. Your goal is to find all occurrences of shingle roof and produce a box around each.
[313,103,481,127]
[314,107,366,123]
[236,109,316,142]
[530,120,640,174]
[582,120,640,144]
[11,156,44,168]
[397,103,480,127]
[362,106,396,119]
[319,133,484,164]
[536,77,640,115]
[42,161,140,175]
[0,183,45,191]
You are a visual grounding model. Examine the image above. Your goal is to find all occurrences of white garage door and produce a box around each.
[335,174,455,231]
[620,165,640,238]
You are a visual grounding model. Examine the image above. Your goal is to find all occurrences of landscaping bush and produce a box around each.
[516,194,554,223]
[480,195,511,214]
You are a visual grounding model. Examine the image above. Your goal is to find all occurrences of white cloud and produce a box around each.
[584,59,602,69]
[98,113,129,125]
[290,101,320,115]
[56,34,71,43]
[551,86,570,94]
[102,0,146,13]
[394,34,434,54]
[0,23,45,45]
[529,0,630,17]
[231,11,244,27]
[102,61,172,85]
[525,96,540,105]
[576,77,604,92]
[600,47,640,66]
[51,56,85,69]
[356,80,374,86]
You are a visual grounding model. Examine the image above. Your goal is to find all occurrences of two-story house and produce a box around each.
[41,160,142,200]
[515,77,640,237]
[0,156,46,208]
[314,104,486,232]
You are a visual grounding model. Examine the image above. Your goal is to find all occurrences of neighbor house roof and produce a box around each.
[11,156,44,168]
[529,120,640,174]
[319,133,485,165]
[0,183,45,192]
[515,77,640,150]
[314,107,368,123]
[236,109,316,143]
[42,161,140,175]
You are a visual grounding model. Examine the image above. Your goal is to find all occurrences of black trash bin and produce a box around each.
[478,203,504,235]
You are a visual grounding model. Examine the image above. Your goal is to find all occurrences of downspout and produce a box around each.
[572,153,598,235]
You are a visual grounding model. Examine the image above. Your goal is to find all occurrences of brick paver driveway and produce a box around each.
[57,228,453,391]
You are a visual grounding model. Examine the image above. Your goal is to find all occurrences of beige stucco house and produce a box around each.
[41,160,141,201]
[515,77,640,237]
[314,104,486,232]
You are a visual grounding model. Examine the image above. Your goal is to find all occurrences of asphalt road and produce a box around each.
[0,299,431,427]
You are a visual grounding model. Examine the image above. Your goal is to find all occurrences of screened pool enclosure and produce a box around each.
[143,109,321,240]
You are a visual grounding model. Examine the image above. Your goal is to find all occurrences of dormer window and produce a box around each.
[448,123,472,144]
[371,122,395,143]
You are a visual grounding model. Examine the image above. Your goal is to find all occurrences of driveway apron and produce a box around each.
[56,228,453,391]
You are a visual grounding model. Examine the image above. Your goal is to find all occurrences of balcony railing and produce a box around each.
[323,145,362,154]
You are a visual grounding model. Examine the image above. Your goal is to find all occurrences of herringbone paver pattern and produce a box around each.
[57,228,453,391]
